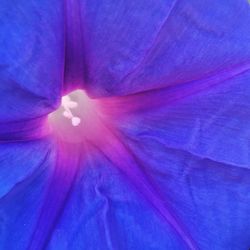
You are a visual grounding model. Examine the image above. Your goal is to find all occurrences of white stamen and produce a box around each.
[61,95,81,126]
[72,117,81,126]
[63,110,72,119]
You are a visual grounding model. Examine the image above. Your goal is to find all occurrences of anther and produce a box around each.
[61,95,81,126]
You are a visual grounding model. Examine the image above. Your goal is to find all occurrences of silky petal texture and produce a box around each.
[79,0,250,96]
[0,1,250,250]
[0,0,64,122]
[0,139,56,248]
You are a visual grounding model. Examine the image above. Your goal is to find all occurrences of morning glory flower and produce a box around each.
[0,1,250,250]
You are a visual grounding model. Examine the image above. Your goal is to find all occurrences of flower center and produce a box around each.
[48,89,102,143]
[61,95,81,126]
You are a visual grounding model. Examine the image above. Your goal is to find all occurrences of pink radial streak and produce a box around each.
[42,89,199,249]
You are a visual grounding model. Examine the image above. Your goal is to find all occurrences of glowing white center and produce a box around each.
[61,95,81,126]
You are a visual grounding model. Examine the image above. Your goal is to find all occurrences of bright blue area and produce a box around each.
[0,0,250,249]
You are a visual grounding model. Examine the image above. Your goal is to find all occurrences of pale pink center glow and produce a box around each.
[49,89,106,143]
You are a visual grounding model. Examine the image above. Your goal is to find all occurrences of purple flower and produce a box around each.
[0,0,250,249]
